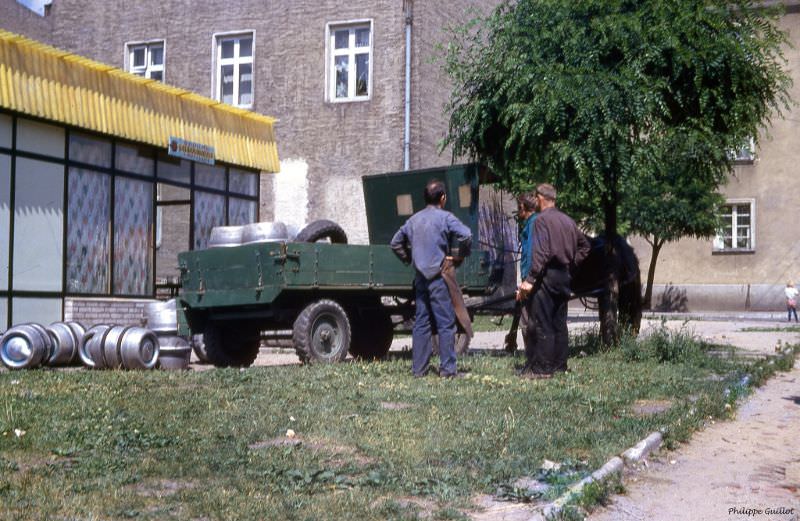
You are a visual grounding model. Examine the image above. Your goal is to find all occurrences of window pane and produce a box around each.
[355,27,370,47]
[132,47,145,67]
[239,37,252,57]
[193,191,225,250]
[221,39,235,59]
[13,158,64,291]
[229,168,258,196]
[150,70,163,82]
[150,45,163,65]
[12,297,62,326]
[0,113,11,148]
[67,168,110,294]
[356,53,369,96]
[156,204,189,283]
[157,156,190,184]
[335,56,349,98]
[736,204,750,216]
[228,198,256,225]
[115,177,153,295]
[116,143,154,176]
[334,30,349,49]
[239,63,253,105]
[195,163,226,190]
[0,298,6,331]
[0,154,9,290]
[157,183,190,202]
[69,132,112,167]
[221,64,234,104]
[17,118,65,158]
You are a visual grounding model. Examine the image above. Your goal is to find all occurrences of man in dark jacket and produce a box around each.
[390,179,472,378]
[517,183,589,378]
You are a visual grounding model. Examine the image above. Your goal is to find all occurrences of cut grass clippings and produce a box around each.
[0,328,796,521]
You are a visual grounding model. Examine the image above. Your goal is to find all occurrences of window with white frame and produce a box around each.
[215,33,254,107]
[327,21,372,101]
[127,41,164,81]
[728,136,755,163]
[713,199,755,252]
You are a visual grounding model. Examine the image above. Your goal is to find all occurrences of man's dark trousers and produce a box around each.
[412,273,457,376]
[526,267,571,373]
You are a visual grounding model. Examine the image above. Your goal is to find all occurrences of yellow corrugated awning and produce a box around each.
[0,29,279,172]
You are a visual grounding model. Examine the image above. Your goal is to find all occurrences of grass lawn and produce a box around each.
[0,329,796,521]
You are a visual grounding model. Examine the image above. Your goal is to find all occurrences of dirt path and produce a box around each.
[588,319,800,521]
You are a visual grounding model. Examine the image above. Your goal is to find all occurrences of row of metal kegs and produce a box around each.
[0,299,195,371]
[0,322,160,370]
[208,221,289,247]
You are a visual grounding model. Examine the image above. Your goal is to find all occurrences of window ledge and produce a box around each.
[328,96,371,104]
[712,249,755,255]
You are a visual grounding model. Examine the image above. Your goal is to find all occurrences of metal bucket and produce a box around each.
[241,221,288,244]
[101,325,134,369]
[145,299,177,333]
[119,328,159,370]
[79,324,112,368]
[208,225,244,248]
[0,324,49,369]
[46,322,81,366]
[157,336,192,370]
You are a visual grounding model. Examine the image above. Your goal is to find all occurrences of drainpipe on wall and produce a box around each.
[403,0,413,171]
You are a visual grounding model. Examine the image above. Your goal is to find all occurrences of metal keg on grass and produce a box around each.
[46,322,82,366]
[119,327,159,370]
[208,225,244,248]
[157,335,191,370]
[0,324,49,369]
[101,325,134,369]
[25,323,54,364]
[144,299,177,334]
[79,324,112,368]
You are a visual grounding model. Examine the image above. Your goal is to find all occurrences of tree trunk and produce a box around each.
[600,194,619,346]
[643,238,663,310]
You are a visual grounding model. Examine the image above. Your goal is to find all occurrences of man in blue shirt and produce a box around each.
[516,192,537,359]
[390,179,472,378]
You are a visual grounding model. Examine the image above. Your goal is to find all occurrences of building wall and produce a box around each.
[630,8,800,311]
[0,0,500,245]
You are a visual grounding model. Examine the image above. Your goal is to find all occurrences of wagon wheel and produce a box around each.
[203,322,261,367]
[293,299,351,364]
[349,308,394,360]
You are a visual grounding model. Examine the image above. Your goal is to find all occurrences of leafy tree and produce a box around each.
[443,0,791,343]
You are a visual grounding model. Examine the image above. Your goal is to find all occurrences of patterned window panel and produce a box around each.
[194,191,225,250]
[114,177,153,295]
[67,168,110,293]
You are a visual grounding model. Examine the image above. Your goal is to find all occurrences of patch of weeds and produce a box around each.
[620,321,702,363]
[569,327,609,357]
[741,325,800,333]
[546,505,586,521]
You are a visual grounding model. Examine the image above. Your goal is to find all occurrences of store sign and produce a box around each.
[168,137,215,165]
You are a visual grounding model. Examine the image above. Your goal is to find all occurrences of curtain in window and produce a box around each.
[67,168,110,293]
[228,197,256,225]
[114,177,153,295]
[193,191,225,250]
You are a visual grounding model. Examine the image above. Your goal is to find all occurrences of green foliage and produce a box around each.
[620,321,703,363]
[443,0,792,238]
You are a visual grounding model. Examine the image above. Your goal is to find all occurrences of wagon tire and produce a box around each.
[349,308,394,360]
[203,322,260,367]
[293,299,351,364]
[294,220,348,244]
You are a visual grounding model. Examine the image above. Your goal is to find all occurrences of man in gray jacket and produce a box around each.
[390,179,472,378]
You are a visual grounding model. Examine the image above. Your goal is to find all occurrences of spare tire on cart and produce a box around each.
[295,220,348,244]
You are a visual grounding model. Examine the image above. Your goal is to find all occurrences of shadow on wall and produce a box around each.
[654,284,688,312]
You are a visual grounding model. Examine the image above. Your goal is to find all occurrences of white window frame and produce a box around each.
[124,40,165,81]
[212,31,255,109]
[325,20,373,102]
[713,198,756,252]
